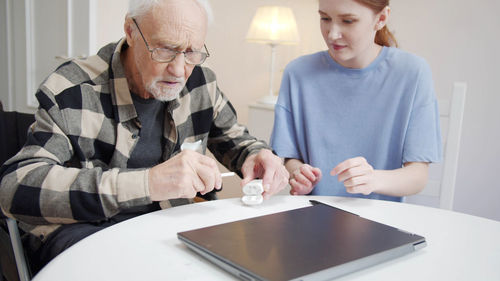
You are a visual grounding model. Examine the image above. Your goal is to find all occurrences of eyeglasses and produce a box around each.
[132,18,210,65]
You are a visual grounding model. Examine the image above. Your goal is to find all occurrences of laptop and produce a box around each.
[177,200,426,281]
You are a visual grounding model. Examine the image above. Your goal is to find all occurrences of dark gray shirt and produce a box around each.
[128,93,165,169]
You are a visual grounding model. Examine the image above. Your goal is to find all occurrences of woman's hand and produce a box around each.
[331,157,429,196]
[286,159,322,195]
[330,157,378,195]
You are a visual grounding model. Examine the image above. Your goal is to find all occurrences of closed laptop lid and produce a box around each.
[177,203,426,281]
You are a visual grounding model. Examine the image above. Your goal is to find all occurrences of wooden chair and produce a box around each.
[405,82,467,210]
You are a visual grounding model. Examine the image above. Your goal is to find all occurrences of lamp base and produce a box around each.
[257,95,278,105]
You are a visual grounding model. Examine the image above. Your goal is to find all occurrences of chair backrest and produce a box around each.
[405,82,467,210]
[0,105,35,166]
[0,102,34,281]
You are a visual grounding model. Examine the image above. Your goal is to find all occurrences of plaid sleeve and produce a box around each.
[201,68,270,172]
[0,83,151,226]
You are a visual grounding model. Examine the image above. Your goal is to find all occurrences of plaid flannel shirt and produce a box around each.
[0,38,268,240]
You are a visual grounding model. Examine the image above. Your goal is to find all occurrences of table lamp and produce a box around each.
[246,6,299,104]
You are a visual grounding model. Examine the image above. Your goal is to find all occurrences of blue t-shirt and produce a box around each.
[270,47,442,201]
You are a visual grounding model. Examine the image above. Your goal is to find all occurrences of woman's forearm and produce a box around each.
[284,158,304,177]
[373,162,429,197]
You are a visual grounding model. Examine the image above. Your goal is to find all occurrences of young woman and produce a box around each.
[270,0,442,201]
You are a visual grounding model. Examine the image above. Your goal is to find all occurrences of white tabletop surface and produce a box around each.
[32,195,500,281]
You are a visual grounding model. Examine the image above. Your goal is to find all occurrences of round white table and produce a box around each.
[32,196,500,281]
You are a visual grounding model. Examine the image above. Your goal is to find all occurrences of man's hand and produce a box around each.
[148,150,222,201]
[240,149,289,199]
[289,164,322,195]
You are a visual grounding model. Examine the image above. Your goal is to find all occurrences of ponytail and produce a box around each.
[375,25,398,47]
[351,0,397,47]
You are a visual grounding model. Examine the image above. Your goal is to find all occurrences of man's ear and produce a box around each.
[124,16,134,46]
[375,6,390,30]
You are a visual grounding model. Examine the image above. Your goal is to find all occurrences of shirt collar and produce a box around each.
[110,38,138,123]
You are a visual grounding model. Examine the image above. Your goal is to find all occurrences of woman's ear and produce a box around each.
[375,6,390,30]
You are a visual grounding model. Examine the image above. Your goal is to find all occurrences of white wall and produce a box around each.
[95,0,128,48]
[389,0,500,221]
[205,0,325,126]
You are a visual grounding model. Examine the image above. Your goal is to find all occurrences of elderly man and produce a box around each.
[0,0,289,272]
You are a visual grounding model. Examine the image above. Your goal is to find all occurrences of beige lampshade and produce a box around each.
[246,6,300,45]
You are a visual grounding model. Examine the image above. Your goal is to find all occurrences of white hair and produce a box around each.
[128,0,213,25]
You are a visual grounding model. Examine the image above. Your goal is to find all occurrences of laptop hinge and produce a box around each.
[413,240,427,250]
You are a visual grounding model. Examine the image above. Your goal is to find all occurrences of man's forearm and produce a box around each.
[0,158,151,224]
